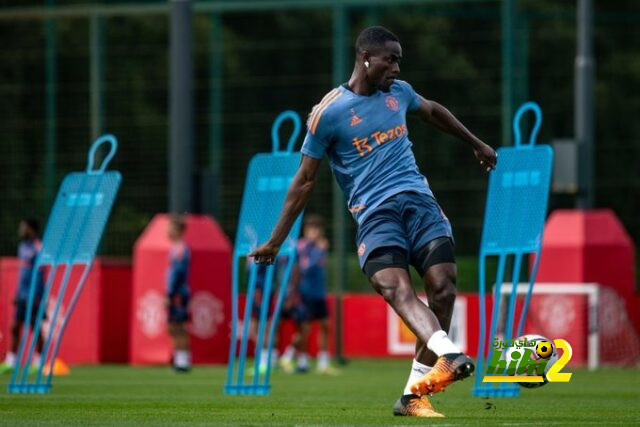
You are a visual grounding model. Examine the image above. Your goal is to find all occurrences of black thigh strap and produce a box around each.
[412,237,455,277]
[363,246,409,279]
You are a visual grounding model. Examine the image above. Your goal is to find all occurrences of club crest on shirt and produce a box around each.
[358,243,366,257]
[385,96,399,112]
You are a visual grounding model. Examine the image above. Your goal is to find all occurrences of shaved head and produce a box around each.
[355,26,400,55]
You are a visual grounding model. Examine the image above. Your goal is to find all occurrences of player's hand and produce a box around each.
[474,142,498,172]
[249,242,280,265]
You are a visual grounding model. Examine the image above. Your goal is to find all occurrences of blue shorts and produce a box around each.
[293,295,329,322]
[251,294,295,319]
[14,299,46,326]
[251,287,275,319]
[168,293,190,323]
[355,191,453,269]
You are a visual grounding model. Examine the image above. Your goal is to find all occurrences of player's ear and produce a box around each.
[362,51,371,69]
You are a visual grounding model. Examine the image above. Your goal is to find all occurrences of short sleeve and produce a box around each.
[300,89,341,159]
[301,112,333,159]
[397,80,421,112]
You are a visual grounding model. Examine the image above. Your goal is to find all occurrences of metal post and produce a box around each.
[501,0,515,146]
[44,0,57,210]
[89,14,104,140]
[332,3,348,363]
[169,0,194,213]
[516,11,529,107]
[208,12,223,219]
[575,0,594,209]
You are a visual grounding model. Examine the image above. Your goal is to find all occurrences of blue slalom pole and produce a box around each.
[225,256,240,392]
[474,254,487,394]
[236,263,259,385]
[44,263,92,388]
[252,264,275,391]
[503,252,523,341]
[16,172,96,391]
[263,252,297,388]
[517,251,542,337]
[35,173,106,390]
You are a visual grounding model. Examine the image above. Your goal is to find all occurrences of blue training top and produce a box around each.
[16,239,44,301]
[301,80,433,225]
[167,242,190,297]
[296,238,327,300]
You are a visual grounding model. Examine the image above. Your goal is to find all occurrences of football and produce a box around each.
[505,334,559,388]
[536,341,554,359]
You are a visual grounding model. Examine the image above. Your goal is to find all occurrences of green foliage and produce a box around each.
[0,2,638,264]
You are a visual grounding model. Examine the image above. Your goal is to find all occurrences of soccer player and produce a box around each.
[280,214,335,374]
[250,26,497,417]
[166,215,191,372]
[1,219,45,374]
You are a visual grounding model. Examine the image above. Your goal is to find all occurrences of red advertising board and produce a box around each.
[129,214,232,364]
[0,257,131,364]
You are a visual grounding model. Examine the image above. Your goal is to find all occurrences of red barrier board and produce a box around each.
[342,294,388,357]
[535,210,638,329]
[0,257,131,364]
[99,259,133,363]
[534,209,640,364]
[130,214,232,365]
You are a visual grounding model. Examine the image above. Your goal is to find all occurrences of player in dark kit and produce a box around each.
[1,219,45,374]
[250,26,496,417]
[166,215,192,372]
[279,214,336,374]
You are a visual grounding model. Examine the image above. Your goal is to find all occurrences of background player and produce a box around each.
[250,26,497,417]
[279,214,336,374]
[166,215,191,372]
[1,219,45,374]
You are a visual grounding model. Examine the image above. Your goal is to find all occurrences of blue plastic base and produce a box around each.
[7,383,51,394]
[224,385,271,395]
[473,385,520,398]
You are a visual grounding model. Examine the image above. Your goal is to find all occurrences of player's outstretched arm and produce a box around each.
[249,155,322,265]
[416,96,497,172]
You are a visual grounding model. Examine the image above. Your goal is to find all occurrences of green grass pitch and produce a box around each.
[1,359,639,425]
